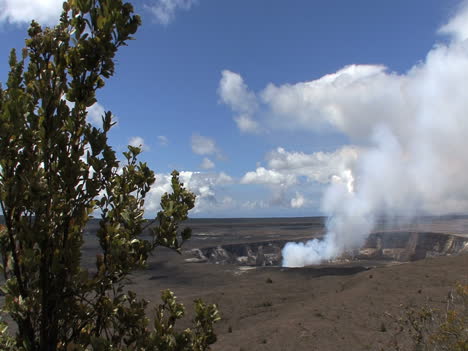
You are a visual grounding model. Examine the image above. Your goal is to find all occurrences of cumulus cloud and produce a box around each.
[281,2,468,266]
[129,136,149,151]
[290,192,305,209]
[242,146,359,187]
[261,64,409,141]
[241,146,359,210]
[0,0,63,25]
[438,0,468,42]
[219,70,257,113]
[145,171,233,215]
[218,70,261,133]
[200,157,215,169]
[145,0,197,26]
[241,167,297,187]
[266,146,359,184]
[216,1,468,264]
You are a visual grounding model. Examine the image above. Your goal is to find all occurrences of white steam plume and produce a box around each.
[283,2,468,267]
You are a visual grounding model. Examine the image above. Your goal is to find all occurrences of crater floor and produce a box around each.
[128,216,468,350]
[8,216,468,350]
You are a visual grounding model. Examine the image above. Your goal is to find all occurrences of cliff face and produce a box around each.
[356,232,468,261]
[189,232,468,266]
[189,239,287,266]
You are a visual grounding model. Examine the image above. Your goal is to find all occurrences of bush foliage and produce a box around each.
[388,283,468,351]
[0,1,219,349]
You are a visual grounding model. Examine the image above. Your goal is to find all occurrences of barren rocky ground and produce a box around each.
[118,216,468,351]
[4,216,468,350]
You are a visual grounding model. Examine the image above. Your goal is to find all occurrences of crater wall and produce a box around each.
[188,232,468,266]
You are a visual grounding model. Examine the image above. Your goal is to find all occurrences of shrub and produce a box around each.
[0,1,219,349]
[388,283,468,351]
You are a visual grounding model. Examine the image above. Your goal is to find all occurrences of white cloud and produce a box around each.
[145,171,234,215]
[191,134,221,157]
[242,146,359,187]
[219,70,257,113]
[279,3,468,266]
[234,114,260,134]
[157,135,169,146]
[129,136,149,151]
[226,0,468,218]
[241,146,359,209]
[261,64,408,140]
[241,167,297,187]
[259,36,468,216]
[64,101,116,128]
[145,0,197,26]
[290,192,305,209]
[200,157,215,169]
[266,146,359,184]
[215,171,233,184]
[0,0,63,25]
[218,70,261,133]
[242,200,268,210]
[86,103,105,126]
[438,0,468,42]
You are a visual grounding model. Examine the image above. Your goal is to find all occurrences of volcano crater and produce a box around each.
[186,231,468,267]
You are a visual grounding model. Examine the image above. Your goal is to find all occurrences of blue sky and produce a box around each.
[1,0,467,218]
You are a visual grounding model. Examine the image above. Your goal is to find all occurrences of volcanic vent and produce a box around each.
[187,232,468,267]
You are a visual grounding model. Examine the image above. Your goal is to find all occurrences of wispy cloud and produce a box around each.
[200,157,215,169]
[191,133,222,158]
[157,135,169,146]
[145,0,197,26]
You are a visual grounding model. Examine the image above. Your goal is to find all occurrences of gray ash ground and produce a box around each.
[7,216,468,350]
[123,216,468,350]
[139,217,468,351]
